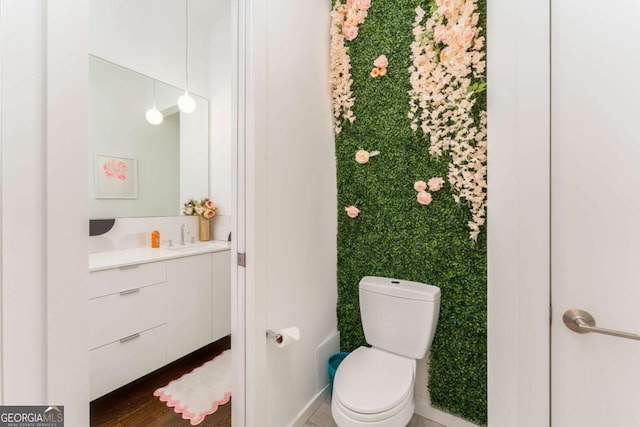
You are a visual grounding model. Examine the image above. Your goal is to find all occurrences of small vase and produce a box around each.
[199,217,211,241]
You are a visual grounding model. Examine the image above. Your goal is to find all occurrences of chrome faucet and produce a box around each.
[181,224,190,245]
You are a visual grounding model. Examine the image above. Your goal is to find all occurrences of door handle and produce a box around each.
[563,308,640,341]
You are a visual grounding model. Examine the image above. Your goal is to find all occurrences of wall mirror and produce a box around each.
[89,55,209,219]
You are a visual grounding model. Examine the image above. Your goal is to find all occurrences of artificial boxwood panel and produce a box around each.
[334,0,487,424]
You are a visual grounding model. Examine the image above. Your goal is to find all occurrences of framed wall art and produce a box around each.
[95,154,138,199]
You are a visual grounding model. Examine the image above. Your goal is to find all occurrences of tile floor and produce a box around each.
[304,398,445,427]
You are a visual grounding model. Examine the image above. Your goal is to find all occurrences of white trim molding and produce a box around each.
[46,0,90,424]
[487,0,550,426]
[0,0,5,405]
[231,0,246,425]
[288,386,331,427]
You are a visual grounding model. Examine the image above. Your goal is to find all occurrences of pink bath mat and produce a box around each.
[154,349,232,425]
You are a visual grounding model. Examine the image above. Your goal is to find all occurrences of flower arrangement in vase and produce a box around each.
[183,198,216,241]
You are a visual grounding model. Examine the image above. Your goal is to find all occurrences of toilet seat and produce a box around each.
[333,383,414,423]
[332,346,415,425]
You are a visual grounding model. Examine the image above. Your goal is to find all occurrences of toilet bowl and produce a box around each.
[331,277,440,427]
[331,347,416,427]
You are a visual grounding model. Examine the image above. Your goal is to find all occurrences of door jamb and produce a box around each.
[486,0,551,426]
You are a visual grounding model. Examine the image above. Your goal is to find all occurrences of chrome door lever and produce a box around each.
[563,308,640,341]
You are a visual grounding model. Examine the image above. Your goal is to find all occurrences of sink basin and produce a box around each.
[167,241,217,251]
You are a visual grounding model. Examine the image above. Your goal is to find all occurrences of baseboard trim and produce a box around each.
[288,385,331,427]
[415,396,481,427]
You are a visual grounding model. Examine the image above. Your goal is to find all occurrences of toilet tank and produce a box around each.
[359,276,441,359]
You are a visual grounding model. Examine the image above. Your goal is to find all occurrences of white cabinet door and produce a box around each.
[551,0,640,425]
[90,324,167,400]
[166,254,213,362]
[212,251,231,342]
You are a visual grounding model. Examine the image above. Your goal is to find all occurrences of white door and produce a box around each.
[551,0,640,425]
[243,1,337,426]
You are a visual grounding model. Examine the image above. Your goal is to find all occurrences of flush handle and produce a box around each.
[563,309,640,341]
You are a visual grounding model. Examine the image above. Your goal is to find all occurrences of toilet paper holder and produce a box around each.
[266,329,283,344]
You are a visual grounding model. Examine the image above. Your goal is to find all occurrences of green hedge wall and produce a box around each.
[334,0,487,424]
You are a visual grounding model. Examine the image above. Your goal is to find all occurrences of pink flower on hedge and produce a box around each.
[344,16,359,28]
[355,150,370,164]
[414,180,427,192]
[438,0,453,19]
[358,0,371,11]
[417,191,432,205]
[343,25,358,41]
[434,25,447,43]
[355,150,380,164]
[428,177,445,192]
[463,26,475,43]
[345,206,360,218]
[374,55,388,68]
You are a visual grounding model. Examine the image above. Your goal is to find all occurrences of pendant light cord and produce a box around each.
[185,0,189,91]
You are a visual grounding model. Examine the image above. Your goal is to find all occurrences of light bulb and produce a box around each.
[177,91,196,113]
[145,107,164,125]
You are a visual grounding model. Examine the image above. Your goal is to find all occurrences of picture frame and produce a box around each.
[94,154,138,199]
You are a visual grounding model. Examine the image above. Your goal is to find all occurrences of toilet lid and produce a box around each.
[333,347,414,414]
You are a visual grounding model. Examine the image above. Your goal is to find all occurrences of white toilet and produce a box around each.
[331,276,441,427]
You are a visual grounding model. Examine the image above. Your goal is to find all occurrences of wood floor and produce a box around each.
[92,336,444,427]
[91,336,232,427]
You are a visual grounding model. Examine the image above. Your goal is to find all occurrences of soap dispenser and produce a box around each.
[151,228,160,248]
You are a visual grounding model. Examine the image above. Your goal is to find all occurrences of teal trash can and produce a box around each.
[328,352,349,395]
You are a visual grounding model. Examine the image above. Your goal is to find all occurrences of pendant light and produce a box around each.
[146,79,163,125]
[178,0,196,114]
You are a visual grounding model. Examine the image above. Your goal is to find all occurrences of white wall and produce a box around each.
[245,0,338,425]
[89,0,212,97]
[487,0,550,426]
[0,0,47,404]
[1,0,90,424]
[209,0,232,216]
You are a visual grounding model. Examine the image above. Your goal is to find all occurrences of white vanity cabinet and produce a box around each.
[88,248,230,400]
[211,250,231,344]
[88,262,168,400]
[166,254,213,362]
[166,250,231,362]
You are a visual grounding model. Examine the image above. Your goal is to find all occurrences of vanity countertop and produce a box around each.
[89,240,231,272]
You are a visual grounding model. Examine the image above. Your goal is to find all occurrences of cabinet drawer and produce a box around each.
[90,324,166,400]
[89,262,166,299]
[89,283,166,350]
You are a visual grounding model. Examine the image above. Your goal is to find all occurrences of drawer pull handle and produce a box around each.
[119,288,140,296]
[119,333,140,343]
[119,264,139,270]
